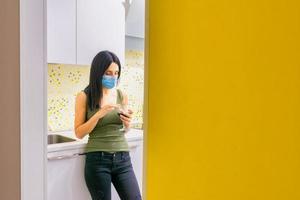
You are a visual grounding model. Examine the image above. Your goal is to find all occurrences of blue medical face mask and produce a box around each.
[102,75,118,89]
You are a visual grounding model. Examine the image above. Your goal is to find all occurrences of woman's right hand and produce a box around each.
[96,104,118,119]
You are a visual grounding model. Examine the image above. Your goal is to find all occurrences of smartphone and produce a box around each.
[118,112,129,118]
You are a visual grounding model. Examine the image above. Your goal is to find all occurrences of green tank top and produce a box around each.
[83,88,130,153]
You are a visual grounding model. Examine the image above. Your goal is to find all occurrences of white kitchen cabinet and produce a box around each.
[47,149,90,200]
[47,131,143,200]
[130,139,144,193]
[77,0,125,65]
[47,0,125,65]
[125,0,145,38]
[47,0,76,64]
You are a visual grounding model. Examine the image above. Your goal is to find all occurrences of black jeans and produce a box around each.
[84,151,142,200]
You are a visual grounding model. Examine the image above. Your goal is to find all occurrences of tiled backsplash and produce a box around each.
[48,50,144,132]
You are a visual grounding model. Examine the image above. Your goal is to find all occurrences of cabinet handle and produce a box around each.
[48,153,80,161]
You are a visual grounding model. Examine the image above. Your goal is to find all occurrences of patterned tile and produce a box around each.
[48,50,144,131]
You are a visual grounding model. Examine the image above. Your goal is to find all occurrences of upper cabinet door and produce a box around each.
[47,0,76,64]
[125,0,145,38]
[77,0,125,65]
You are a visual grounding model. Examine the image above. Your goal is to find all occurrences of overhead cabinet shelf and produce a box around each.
[47,0,125,65]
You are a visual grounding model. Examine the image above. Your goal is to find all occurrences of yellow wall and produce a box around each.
[146,0,300,199]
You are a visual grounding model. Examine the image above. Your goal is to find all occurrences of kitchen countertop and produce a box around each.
[47,128,143,153]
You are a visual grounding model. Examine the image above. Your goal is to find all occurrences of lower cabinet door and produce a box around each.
[48,140,143,200]
[48,154,91,200]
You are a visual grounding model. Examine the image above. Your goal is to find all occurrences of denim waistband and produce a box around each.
[85,151,129,157]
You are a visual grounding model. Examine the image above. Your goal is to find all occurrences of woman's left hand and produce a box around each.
[120,109,133,129]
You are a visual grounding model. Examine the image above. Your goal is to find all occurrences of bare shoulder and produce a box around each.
[75,91,87,106]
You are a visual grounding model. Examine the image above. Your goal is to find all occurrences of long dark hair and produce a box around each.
[84,50,121,111]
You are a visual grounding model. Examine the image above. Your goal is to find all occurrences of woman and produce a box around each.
[74,50,142,200]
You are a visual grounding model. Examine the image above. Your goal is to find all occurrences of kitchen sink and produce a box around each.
[48,134,76,145]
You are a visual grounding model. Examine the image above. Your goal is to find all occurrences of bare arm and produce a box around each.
[74,91,117,139]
